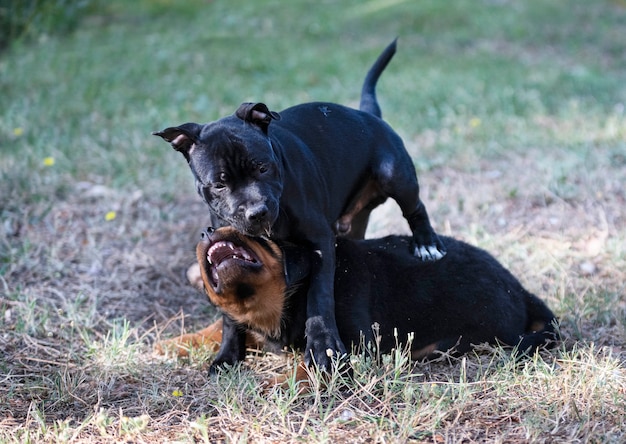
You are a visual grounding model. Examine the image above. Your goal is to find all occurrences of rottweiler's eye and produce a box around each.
[258,164,268,174]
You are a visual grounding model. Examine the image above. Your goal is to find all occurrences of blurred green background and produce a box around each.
[1,0,625,206]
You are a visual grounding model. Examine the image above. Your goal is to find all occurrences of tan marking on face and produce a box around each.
[197,227,287,337]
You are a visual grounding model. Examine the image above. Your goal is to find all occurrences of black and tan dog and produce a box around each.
[153,40,446,370]
[157,227,558,377]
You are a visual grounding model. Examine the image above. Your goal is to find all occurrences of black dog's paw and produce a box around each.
[413,232,447,262]
[208,362,226,376]
[208,357,238,376]
[208,346,244,375]
[414,243,446,261]
[304,316,347,372]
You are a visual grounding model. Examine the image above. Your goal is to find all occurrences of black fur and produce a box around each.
[275,235,558,357]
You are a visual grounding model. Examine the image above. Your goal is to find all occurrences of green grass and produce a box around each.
[3,0,625,193]
[1,0,626,442]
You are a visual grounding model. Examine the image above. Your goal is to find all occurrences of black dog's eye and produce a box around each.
[249,159,268,175]
[214,172,229,189]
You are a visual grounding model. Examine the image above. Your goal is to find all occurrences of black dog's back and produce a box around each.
[331,235,558,356]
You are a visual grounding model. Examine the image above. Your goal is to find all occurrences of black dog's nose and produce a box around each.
[245,204,268,223]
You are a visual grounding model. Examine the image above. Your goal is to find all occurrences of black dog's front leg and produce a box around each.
[208,314,246,374]
[304,240,347,371]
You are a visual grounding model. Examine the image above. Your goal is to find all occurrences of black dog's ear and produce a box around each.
[235,102,281,133]
[281,244,311,288]
[152,123,203,156]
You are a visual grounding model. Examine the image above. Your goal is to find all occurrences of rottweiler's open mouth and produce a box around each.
[205,239,261,289]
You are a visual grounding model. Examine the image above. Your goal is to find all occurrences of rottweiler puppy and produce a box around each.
[157,227,558,374]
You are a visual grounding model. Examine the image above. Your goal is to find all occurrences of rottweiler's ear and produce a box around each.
[235,102,281,133]
[281,244,311,288]
[152,123,203,156]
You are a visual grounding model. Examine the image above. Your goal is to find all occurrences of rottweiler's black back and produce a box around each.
[331,235,557,355]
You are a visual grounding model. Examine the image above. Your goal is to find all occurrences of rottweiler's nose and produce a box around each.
[245,204,268,223]
[201,227,215,239]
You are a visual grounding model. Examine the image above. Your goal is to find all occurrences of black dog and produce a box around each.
[177,227,557,372]
[153,40,446,371]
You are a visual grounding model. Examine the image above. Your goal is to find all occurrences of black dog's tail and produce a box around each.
[359,38,397,119]
[517,292,559,353]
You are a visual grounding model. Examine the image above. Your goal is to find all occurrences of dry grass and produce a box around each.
[1,144,625,442]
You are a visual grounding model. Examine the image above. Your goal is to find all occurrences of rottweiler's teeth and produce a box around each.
[206,240,256,265]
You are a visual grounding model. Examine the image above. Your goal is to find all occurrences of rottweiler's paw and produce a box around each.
[154,339,189,358]
[304,316,347,372]
[261,361,312,394]
[186,262,204,291]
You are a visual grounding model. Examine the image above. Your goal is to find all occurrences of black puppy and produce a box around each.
[183,227,557,370]
[153,40,446,371]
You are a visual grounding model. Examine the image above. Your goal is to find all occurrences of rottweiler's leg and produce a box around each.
[263,361,312,393]
[209,314,247,374]
[155,318,224,357]
[411,337,469,361]
[304,238,347,371]
[155,318,264,359]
